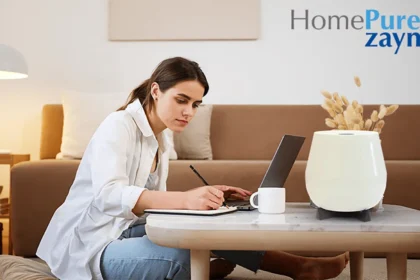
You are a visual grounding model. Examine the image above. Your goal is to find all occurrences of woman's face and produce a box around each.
[151,80,205,133]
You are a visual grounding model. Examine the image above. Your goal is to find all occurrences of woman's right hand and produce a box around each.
[183,186,225,210]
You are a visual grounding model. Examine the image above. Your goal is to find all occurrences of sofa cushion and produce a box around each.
[174,104,213,160]
[0,256,57,280]
[10,159,420,257]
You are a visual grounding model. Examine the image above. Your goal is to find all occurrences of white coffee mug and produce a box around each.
[250,187,286,214]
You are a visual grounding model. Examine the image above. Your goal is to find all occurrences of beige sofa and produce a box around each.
[6,104,420,279]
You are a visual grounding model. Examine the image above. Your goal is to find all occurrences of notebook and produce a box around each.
[144,206,238,216]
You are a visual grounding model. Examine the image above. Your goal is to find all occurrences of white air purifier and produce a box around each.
[305,130,387,212]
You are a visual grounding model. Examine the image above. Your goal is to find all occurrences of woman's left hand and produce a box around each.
[212,185,252,200]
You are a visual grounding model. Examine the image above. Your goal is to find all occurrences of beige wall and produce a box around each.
[0,0,419,197]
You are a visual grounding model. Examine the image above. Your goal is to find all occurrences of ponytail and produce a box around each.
[117,79,153,111]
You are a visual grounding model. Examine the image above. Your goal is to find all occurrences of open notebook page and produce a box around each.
[144,206,238,216]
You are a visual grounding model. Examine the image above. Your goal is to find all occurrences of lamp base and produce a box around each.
[316,207,371,222]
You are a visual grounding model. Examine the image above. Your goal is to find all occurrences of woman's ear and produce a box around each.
[150,82,160,100]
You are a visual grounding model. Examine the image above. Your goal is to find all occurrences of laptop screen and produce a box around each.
[259,135,305,188]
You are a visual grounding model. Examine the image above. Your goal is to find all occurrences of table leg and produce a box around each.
[386,253,407,280]
[191,250,210,280]
[350,251,364,280]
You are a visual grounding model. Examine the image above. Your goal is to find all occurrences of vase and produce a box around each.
[305,130,387,212]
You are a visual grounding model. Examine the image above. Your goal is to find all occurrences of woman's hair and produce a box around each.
[118,57,209,112]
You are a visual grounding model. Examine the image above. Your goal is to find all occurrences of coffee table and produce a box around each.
[146,203,420,280]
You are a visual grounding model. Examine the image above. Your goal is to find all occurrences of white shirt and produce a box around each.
[132,161,161,226]
[37,99,171,280]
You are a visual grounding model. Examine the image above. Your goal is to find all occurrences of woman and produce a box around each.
[37,57,348,280]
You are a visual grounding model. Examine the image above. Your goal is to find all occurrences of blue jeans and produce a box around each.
[100,224,265,280]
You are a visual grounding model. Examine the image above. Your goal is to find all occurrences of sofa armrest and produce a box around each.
[11,160,80,257]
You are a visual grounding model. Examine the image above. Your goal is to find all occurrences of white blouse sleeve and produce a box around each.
[89,113,145,219]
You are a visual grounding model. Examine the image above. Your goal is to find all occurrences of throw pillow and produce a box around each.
[58,91,127,159]
[173,104,213,160]
[58,91,178,160]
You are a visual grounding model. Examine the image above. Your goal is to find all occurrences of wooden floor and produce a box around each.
[0,218,9,255]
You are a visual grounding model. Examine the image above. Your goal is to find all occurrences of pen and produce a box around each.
[189,165,229,209]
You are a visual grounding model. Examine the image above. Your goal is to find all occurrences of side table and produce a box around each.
[0,153,30,254]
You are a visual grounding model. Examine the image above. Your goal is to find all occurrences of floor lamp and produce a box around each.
[0,44,28,154]
[0,44,28,80]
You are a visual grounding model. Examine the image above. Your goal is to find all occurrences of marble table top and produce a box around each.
[146,203,420,233]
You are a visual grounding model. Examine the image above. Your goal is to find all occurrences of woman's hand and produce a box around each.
[212,185,252,200]
[183,185,253,210]
[184,186,226,210]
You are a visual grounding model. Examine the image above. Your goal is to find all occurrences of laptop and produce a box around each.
[227,134,306,210]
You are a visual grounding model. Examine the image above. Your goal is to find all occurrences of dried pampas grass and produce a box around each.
[354,76,361,87]
[320,76,399,135]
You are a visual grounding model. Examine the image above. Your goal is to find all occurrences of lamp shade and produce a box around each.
[0,44,28,79]
[305,130,387,212]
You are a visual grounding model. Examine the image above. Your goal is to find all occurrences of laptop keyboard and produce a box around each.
[227,200,251,207]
